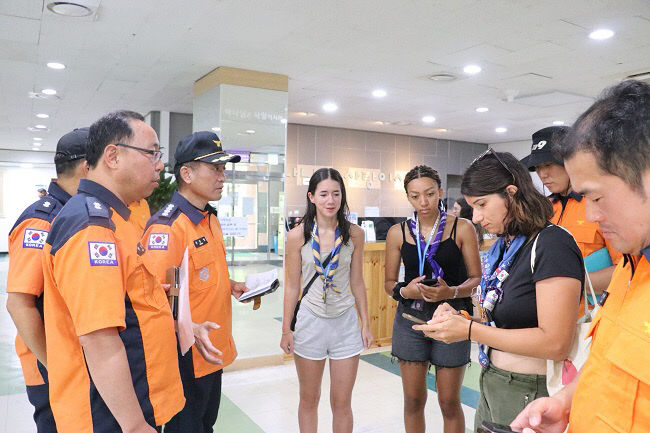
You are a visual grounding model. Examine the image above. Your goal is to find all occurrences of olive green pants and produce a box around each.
[474,363,549,432]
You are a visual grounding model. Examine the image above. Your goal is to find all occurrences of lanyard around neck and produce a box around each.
[416,213,440,276]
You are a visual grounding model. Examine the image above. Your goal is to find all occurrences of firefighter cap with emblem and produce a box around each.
[520,125,569,172]
[174,131,241,170]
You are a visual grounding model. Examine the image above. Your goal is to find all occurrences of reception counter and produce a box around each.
[362,241,395,346]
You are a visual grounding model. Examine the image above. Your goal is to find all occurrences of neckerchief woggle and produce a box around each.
[311,222,343,302]
[477,234,527,367]
[407,207,447,310]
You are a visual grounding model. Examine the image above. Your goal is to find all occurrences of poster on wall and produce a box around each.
[220,217,249,237]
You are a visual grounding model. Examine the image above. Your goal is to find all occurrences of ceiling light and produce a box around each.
[475,107,489,113]
[495,127,508,133]
[36,113,50,119]
[245,129,256,134]
[372,121,387,125]
[280,118,287,124]
[46,2,94,17]
[463,64,482,75]
[32,147,40,151]
[322,102,338,113]
[422,115,436,123]
[33,142,42,147]
[428,73,457,82]
[372,89,387,98]
[34,137,43,141]
[553,120,565,125]
[35,124,48,129]
[435,128,449,133]
[211,127,221,132]
[41,88,57,95]
[46,62,66,70]
[589,29,615,40]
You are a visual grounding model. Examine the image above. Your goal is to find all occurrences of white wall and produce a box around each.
[491,140,544,193]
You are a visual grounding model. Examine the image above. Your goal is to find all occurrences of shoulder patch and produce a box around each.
[86,197,111,219]
[148,233,169,250]
[35,198,56,215]
[88,241,118,266]
[23,228,48,249]
[160,203,176,219]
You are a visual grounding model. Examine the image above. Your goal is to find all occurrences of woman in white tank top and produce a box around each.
[281,168,373,433]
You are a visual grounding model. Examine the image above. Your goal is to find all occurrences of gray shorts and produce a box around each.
[293,305,364,360]
[392,302,470,368]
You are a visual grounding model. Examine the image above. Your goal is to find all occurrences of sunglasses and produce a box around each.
[472,148,516,184]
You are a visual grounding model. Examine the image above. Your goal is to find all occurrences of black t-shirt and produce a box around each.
[491,224,584,329]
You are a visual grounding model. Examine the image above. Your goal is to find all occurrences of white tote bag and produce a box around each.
[530,227,599,395]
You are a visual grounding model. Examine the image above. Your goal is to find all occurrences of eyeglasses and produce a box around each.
[472,148,516,184]
[115,143,163,163]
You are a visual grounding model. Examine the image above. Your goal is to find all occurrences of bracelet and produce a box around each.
[392,282,406,301]
[458,310,471,320]
[453,286,459,299]
[282,330,292,335]
[400,287,409,299]
[468,320,474,341]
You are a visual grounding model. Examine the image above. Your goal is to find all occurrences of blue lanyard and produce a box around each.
[416,214,439,276]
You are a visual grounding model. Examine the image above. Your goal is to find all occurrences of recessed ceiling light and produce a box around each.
[245,129,256,134]
[553,120,565,125]
[372,121,387,125]
[41,88,57,95]
[435,128,449,133]
[428,73,457,82]
[211,127,221,132]
[495,127,508,133]
[32,147,40,151]
[372,89,387,98]
[46,2,93,17]
[589,29,615,40]
[463,64,482,75]
[35,124,48,129]
[322,102,338,113]
[36,113,50,119]
[422,115,436,123]
[46,62,66,70]
[33,137,43,141]
[475,107,489,113]
[33,142,42,147]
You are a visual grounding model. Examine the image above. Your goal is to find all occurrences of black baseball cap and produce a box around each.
[54,127,89,163]
[520,126,569,171]
[174,131,241,170]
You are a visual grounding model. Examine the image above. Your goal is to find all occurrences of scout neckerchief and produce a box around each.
[407,205,447,310]
[476,234,526,367]
[312,221,343,302]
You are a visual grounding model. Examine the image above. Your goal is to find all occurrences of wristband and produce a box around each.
[468,320,474,341]
[392,282,406,301]
[453,286,459,299]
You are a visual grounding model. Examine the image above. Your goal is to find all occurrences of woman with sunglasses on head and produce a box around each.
[385,165,482,433]
[413,151,584,430]
[281,168,373,433]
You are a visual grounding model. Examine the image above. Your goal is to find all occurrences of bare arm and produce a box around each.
[6,293,47,366]
[452,218,483,297]
[349,225,371,338]
[418,276,581,361]
[79,328,156,433]
[587,265,615,295]
[280,226,304,354]
[384,223,425,299]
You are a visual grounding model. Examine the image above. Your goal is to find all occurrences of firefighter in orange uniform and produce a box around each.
[522,125,621,295]
[512,80,650,433]
[42,111,184,433]
[128,198,151,234]
[142,131,250,433]
[6,128,89,433]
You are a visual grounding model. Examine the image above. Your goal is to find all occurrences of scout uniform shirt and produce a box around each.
[7,182,70,388]
[42,179,184,432]
[143,191,237,377]
[550,192,621,262]
[569,249,650,432]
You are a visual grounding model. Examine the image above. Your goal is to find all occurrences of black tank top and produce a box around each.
[400,217,473,317]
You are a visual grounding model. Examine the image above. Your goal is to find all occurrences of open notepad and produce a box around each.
[239,268,280,302]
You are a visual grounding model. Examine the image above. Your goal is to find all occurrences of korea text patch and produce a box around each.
[148,233,169,250]
[88,242,118,266]
[23,229,48,249]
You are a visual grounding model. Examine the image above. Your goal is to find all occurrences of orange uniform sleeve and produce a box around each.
[52,225,126,336]
[142,222,185,284]
[7,218,51,296]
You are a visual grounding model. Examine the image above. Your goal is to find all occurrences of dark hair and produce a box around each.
[455,197,484,247]
[87,110,145,168]
[174,161,200,189]
[461,151,552,237]
[560,80,650,194]
[403,165,441,192]
[55,158,85,177]
[302,168,351,245]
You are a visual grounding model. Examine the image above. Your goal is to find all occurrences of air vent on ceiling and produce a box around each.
[46,1,100,17]
[428,73,457,82]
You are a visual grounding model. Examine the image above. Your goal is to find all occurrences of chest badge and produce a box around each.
[194,237,208,248]
[199,267,210,281]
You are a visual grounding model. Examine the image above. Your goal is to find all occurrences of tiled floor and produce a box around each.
[0,254,481,432]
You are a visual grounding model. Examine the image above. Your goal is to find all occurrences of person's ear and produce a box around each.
[180,165,193,184]
[505,185,518,197]
[103,145,119,169]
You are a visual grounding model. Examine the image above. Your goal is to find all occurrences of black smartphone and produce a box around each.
[420,278,439,286]
[477,421,516,433]
[401,312,426,324]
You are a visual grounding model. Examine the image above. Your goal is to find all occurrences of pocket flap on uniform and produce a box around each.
[191,246,215,269]
[605,327,650,385]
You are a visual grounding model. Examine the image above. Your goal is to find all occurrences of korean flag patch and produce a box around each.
[88,242,118,266]
[23,229,48,249]
[148,233,169,250]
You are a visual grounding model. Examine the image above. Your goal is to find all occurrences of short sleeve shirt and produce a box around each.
[491,224,585,329]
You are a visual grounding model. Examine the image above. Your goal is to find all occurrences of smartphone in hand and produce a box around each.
[419,278,439,286]
[477,421,516,433]
[401,312,426,324]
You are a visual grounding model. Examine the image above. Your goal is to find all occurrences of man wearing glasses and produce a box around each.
[42,110,184,433]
